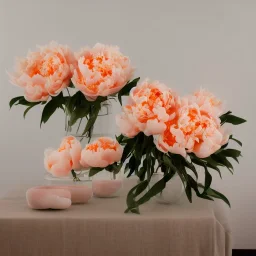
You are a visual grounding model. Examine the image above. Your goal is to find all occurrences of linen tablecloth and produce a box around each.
[0,179,231,256]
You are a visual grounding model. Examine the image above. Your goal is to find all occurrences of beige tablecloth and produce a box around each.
[0,180,231,256]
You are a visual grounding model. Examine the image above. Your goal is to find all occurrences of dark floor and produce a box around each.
[233,250,256,256]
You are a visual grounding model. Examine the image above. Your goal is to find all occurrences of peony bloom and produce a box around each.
[44,149,73,177]
[59,136,82,170]
[116,112,140,138]
[71,43,134,101]
[177,102,226,158]
[9,41,76,102]
[185,89,224,121]
[116,80,180,137]
[154,118,187,157]
[80,137,123,168]
[44,136,83,177]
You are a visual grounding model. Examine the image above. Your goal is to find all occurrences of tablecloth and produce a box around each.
[0,179,232,256]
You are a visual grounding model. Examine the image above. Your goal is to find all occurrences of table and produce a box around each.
[0,180,231,256]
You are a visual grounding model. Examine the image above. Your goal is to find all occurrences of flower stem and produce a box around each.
[71,170,81,182]
[66,88,71,97]
[76,118,83,134]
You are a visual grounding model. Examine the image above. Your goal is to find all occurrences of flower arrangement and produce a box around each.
[9,41,246,213]
[9,41,137,139]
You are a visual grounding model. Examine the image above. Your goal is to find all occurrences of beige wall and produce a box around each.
[0,0,255,249]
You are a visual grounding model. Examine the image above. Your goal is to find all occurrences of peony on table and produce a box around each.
[0,179,231,256]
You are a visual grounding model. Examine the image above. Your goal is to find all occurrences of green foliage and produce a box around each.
[9,96,43,118]
[89,167,104,177]
[40,93,65,127]
[118,77,140,105]
[220,111,246,125]
[121,130,245,213]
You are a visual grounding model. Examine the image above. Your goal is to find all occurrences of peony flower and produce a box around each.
[177,102,227,158]
[71,43,134,101]
[116,112,140,138]
[80,137,123,168]
[9,41,76,102]
[59,136,82,170]
[44,149,73,177]
[44,136,83,177]
[116,80,180,137]
[154,118,187,157]
[185,88,224,121]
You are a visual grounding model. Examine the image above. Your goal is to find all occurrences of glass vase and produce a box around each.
[44,100,114,184]
[149,173,184,204]
[92,170,123,198]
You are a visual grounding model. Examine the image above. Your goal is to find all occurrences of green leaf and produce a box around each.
[121,137,136,163]
[212,154,233,173]
[163,154,172,167]
[40,99,59,127]
[138,167,146,181]
[185,185,192,203]
[23,105,35,118]
[9,96,24,109]
[202,186,231,207]
[221,114,246,125]
[208,188,231,207]
[222,149,241,158]
[82,103,101,135]
[130,208,140,214]
[230,135,242,147]
[118,77,140,105]
[134,180,149,197]
[219,111,232,122]
[204,157,222,178]
[203,164,212,193]
[89,167,104,177]
[69,105,90,126]
[125,182,143,212]
[136,172,174,206]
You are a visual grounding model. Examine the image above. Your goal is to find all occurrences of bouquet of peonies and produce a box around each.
[9,42,136,139]
[9,41,246,213]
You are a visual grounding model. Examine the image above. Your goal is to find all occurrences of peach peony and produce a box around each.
[185,89,224,121]
[116,80,180,137]
[155,101,228,158]
[71,43,134,101]
[9,41,76,102]
[44,136,83,177]
[59,136,82,170]
[44,149,73,177]
[80,137,123,168]
[154,118,187,157]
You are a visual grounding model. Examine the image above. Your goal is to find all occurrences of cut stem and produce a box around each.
[71,170,81,182]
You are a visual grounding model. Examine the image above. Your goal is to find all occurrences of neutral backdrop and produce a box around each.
[0,0,255,249]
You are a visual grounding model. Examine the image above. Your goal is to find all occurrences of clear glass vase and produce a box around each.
[149,173,184,204]
[92,170,123,198]
[44,100,114,185]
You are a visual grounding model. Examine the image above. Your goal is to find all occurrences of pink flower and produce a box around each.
[185,89,224,121]
[44,149,73,177]
[44,136,82,177]
[116,80,180,137]
[154,118,187,157]
[80,137,123,168]
[71,43,134,101]
[177,102,226,158]
[59,136,82,170]
[116,112,140,138]
[9,41,76,102]
[155,94,228,158]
